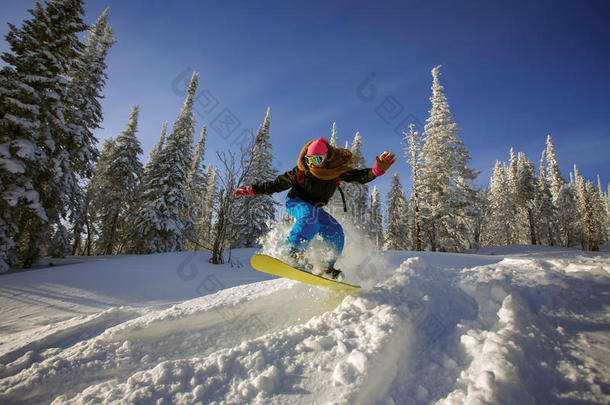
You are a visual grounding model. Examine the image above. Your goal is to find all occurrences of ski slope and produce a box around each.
[0,246,608,404]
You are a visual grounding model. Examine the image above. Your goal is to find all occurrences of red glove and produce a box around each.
[372,151,397,176]
[234,186,255,197]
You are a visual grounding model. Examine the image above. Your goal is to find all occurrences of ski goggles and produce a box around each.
[305,153,327,166]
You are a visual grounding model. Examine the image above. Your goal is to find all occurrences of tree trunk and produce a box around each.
[413,192,422,251]
[528,208,537,245]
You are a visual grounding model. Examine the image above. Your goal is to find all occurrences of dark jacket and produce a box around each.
[252,166,376,207]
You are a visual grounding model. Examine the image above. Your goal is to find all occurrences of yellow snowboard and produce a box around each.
[250,254,360,292]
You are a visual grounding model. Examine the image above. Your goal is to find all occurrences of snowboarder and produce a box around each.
[234,137,396,279]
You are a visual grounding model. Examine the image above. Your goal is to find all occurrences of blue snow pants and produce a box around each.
[285,197,344,264]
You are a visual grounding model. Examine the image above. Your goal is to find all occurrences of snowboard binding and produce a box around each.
[287,250,344,281]
[323,264,344,281]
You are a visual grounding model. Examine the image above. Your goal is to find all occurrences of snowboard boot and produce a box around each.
[288,250,312,271]
[323,264,344,281]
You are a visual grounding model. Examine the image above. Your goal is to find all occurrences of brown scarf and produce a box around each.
[297,141,353,180]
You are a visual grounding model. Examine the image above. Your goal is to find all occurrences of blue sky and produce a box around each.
[2,0,609,200]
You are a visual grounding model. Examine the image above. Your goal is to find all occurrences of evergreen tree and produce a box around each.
[506,148,520,242]
[186,125,208,250]
[234,107,278,247]
[327,122,345,218]
[91,106,143,254]
[545,134,565,203]
[515,152,538,244]
[534,151,557,246]
[384,172,409,250]
[0,0,89,269]
[198,166,218,249]
[455,174,482,250]
[65,8,116,253]
[574,171,602,251]
[597,176,609,244]
[126,121,168,252]
[470,188,487,249]
[47,223,72,258]
[606,185,610,243]
[109,106,143,253]
[132,73,199,253]
[86,137,116,252]
[587,181,606,247]
[572,166,606,251]
[420,65,478,251]
[146,122,167,169]
[64,6,115,177]
[330,122,338,146]
[555,183,578,248]
[481,161,513,246]
[346,132,369,230]
[404,123,422,251]
[189,125,208,185]
[369,186,384,249]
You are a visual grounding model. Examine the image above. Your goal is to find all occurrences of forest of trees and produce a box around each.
[1,1,608,272]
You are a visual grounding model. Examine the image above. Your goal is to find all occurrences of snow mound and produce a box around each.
[0,246,608,404]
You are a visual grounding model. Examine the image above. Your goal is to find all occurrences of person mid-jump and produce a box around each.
[235,137,396,279]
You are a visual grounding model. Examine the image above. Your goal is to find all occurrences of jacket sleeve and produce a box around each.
[251,167,298,195]
[339,168,377,184]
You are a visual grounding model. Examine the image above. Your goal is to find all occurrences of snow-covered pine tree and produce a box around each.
[91,106,143,255]
[606,184,610,243]
[346,132,369,231]
[198,166,218,249]
[234,107,278,247]
[587,180,607,247]
[534,150,557,246]
[506,148,520,242]
[455,174,482,250]
[146,122,168,170]
[580,181,602,252]
[515,152,538,244]
[545,135,565,203]
[125,122,168,253]
[64,8,116,253]
[420,65,478,251]
[330,122,338,146]
[573,166,605,251]
[605,183,610,244]
[481,161,513,246]
[186,125,208,250]
[128,124,167,253]
[369,186,384,250]
[404,123,422,251]
[327,122,346,218]
[384,172,409,250]
[131,73,199,253]
[470,187,487,249]
[85,137,115,254]
[0,0,89,269]
[555,183,578,248]
[597,176,609,244]
[47,223,72,258]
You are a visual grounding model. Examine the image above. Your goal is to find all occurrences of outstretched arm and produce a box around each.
[234,167,298,197]
[340,151,397,184]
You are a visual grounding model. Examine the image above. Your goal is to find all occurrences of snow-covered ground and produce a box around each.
[0,246,608,404]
